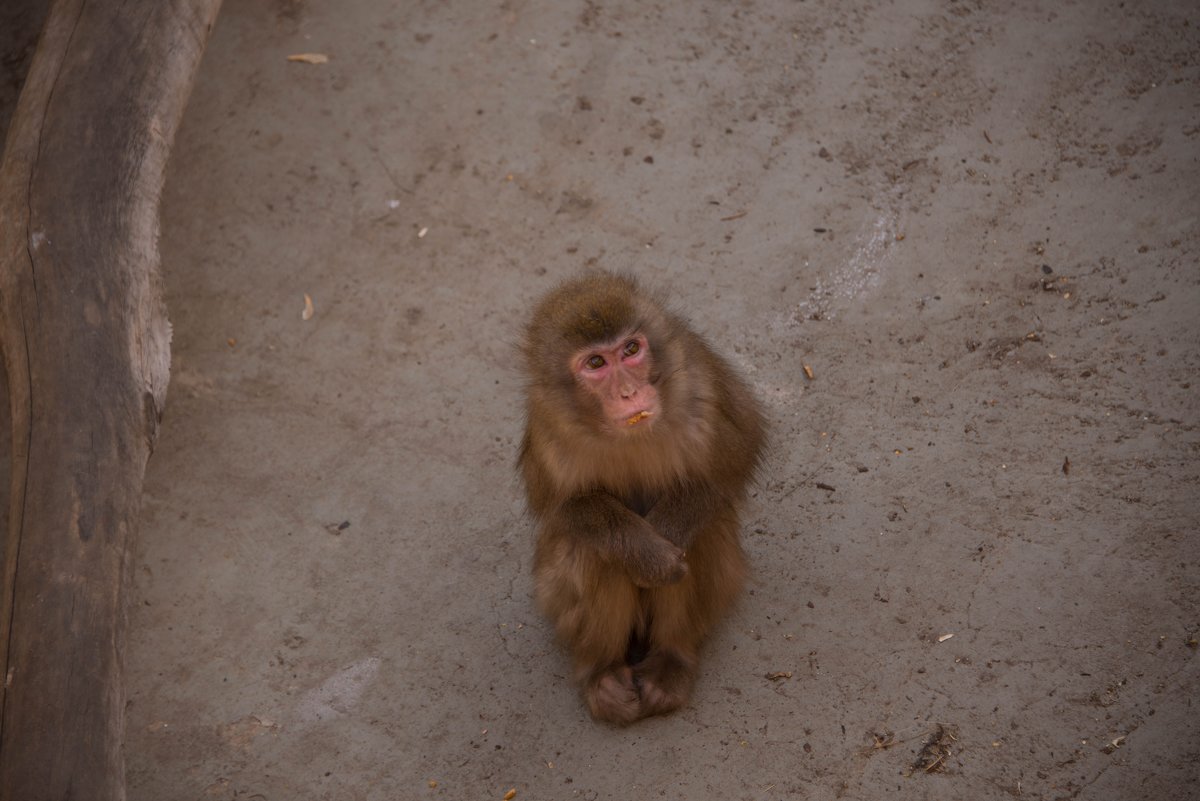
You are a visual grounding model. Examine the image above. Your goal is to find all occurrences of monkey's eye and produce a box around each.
[623,340,640,357]
[585,355,606,370]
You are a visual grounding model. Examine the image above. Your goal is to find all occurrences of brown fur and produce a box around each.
[520,271,765,724]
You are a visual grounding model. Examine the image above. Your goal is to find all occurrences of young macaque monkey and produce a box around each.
[519,271,765,724]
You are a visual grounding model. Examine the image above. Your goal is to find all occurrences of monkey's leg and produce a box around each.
[635,518,747,718]
[535,537,644,725]
[634,583,701,718]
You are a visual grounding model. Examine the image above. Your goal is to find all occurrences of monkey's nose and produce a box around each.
[619,384,637,398]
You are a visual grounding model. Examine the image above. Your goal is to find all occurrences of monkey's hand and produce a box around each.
[624,527,688,588]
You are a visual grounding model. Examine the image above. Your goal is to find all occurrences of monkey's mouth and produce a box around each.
[625,410,653,426]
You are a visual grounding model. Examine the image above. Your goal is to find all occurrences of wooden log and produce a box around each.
[0,1,222,798]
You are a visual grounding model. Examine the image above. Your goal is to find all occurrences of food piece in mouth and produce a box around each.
[626,411,652,426]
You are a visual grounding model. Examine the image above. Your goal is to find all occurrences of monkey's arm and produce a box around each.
[645,386,764,549]
[550,492,688,587]
[644,482,732,550]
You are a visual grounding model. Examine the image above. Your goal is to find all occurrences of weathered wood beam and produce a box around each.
[0,1,222,798]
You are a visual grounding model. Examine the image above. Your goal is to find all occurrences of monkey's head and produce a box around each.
[524,272,681,436]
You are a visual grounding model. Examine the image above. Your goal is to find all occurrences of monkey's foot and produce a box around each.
[633,650,696,718]
[585,665,640,725]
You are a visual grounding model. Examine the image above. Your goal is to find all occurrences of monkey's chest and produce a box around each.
[621,490,657,518]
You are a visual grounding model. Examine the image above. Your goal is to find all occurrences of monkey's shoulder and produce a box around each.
[670,334,765,452]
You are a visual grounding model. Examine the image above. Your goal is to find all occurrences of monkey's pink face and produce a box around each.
[574,334,659,432]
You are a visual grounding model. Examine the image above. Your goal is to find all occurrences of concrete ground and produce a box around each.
[10,0,1199,799]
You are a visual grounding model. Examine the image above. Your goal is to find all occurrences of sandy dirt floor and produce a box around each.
[6,0,1199,799]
